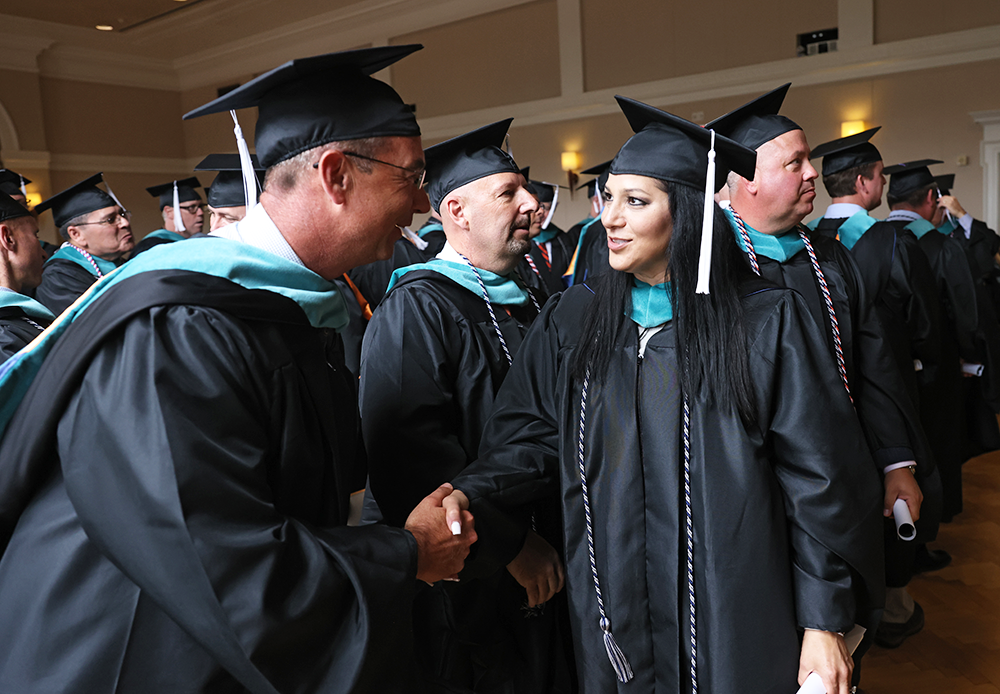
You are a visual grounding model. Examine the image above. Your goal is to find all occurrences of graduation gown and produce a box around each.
[360,269,571,693]
[452,278,885,694]
[742,227,929,473]
[0,266,420,693]
[522,226,576,296]
[35,257,99,315]
[129,228,185,257]
[0,305,50,363]
[886,219,978,519]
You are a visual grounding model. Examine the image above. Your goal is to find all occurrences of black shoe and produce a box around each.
[913,546,952,574]
[874,602,924,648]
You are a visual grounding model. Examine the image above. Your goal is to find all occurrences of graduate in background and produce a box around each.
[131,177,205,256]
[33,173,134,315]
[0,46,474,693]
[521,176,575,296]
[361,120,573,694]
[196,153,265,232]
[0,191,51,362]
[443,98,884,694]
[565,161,612,286]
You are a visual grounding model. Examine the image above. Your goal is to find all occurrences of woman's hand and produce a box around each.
[798,629,852,694]
[506,530,565,606]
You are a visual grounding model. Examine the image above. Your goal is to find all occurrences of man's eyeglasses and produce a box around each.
[313,151,427,189]
[178,203,205,214]
[74,209,132,227]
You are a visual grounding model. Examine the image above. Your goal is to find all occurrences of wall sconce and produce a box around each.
[841,120,866,138]
[24,191,42,209]
[561,151,581,199]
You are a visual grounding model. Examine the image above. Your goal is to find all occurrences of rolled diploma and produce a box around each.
[893,498,916,541]
[795,625,867,694]
[962,362,984,377]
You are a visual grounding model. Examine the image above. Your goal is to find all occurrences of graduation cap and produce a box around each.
[183,45,423,170]
[884,159,942,200]
[525,179,566,229]
[577,159,613,199]
[810,127,883,177]
[0,190,30,223]
[705,83,801,151]
[611,96,757,293]
[934,173,955,196]
[147,177,203,234]
[0,169,30,199]
[34,173,124,228]
[194,154,265,208]
[423,118,519,213]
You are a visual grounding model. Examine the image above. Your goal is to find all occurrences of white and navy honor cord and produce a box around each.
[729,208,853,402]
[576,367,698,689]
[457,252,540,367]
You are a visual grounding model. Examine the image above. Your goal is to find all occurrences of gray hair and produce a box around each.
[263,137,387,193]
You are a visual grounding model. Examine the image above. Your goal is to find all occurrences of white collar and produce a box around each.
[211,202,304,267]
[886,209,922,223]
[823,202,867,220]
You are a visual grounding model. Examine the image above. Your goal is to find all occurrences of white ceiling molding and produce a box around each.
[49,152,194,175]
[0,149,52,170]
[417,24,1000,140]
[0,34,54,73]
[38,45,177,90]
[171,0,538,91]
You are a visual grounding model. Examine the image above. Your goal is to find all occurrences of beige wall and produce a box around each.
[390,0,561,118]
[874,0,1000,43]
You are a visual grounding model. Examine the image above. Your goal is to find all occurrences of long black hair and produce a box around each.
[570,180,756,425]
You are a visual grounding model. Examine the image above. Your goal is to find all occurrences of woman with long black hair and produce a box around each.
[444,99,884,694]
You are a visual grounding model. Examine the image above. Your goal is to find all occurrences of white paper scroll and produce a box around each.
[963,362,984,377]
[893,498,916,541]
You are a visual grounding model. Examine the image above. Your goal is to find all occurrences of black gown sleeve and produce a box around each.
[938,236,980,358]
[57,304,419,692]
[35,259,97,316]
[0,311,44,364]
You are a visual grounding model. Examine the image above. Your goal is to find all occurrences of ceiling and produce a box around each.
[1,0,214,32]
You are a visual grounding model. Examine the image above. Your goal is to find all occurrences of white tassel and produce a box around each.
[102,177,127,214]
[695,129,717,295]
[400,225,428,250]
[18,174,26,198]
[231,110,258,210]
[542,183,558,230]
[601,617,634,683]
[172,180,186,232]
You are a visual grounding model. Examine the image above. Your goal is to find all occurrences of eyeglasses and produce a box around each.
[179,203,205,214]
[74,209,132,227]
[313,151,427,189]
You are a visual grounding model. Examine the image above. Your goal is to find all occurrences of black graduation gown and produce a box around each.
[748,229,930,472]
[887,221,979,519]
[34,258,98,316]
[452,278,885,694]
[129,233,178,258]
[523,227,576,296]
[359,270,571,693]
[0,271,420,693]
[572,219,609,285]
[0,306,50,363]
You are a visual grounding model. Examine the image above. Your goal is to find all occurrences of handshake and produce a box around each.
[403,484,476,584]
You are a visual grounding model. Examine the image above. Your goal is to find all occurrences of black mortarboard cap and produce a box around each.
[810,127,883,177]
[527,180,560,203]
[705,84,802,151]
[424,119,520,212]
[934,174,955,196]
[183,46,423,168]
[146,177,203,209]
[611,97,757,190]
[34,173,118,228]
[0,191,30,223]
[195,154,266,208]
[0,169,30,198]
[519,166,530,180]
[884,159,942,199]
[577,159,613,197]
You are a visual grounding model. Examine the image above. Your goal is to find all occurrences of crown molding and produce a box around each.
[0,33,54,73]
[48,152,195,175]
[172,0,538,91]
[417,24,1000,140]
[38,45,177,90]
[0,149,51,170]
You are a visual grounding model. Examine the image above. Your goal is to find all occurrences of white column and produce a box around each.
[972,110,1000,233]
[556,0,584,96]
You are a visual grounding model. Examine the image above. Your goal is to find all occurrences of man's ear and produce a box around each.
[0,223,15,253]
[317,149,350,205]
[443,194,468,231]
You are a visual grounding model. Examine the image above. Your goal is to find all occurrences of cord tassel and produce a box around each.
[400,225,429,250]
[102,177,126,214]
[542,183,558,230]
[601,617,634,682]
[231,110,258,210]
[172,180,186,232]
[695,129,717,294]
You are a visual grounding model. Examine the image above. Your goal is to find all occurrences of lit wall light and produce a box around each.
[841,120,866,137]
[561,151,581,198]
[95,24,114,31]
[24,192,42,209]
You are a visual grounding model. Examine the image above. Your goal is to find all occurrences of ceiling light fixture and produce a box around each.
[95,24,114,31]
